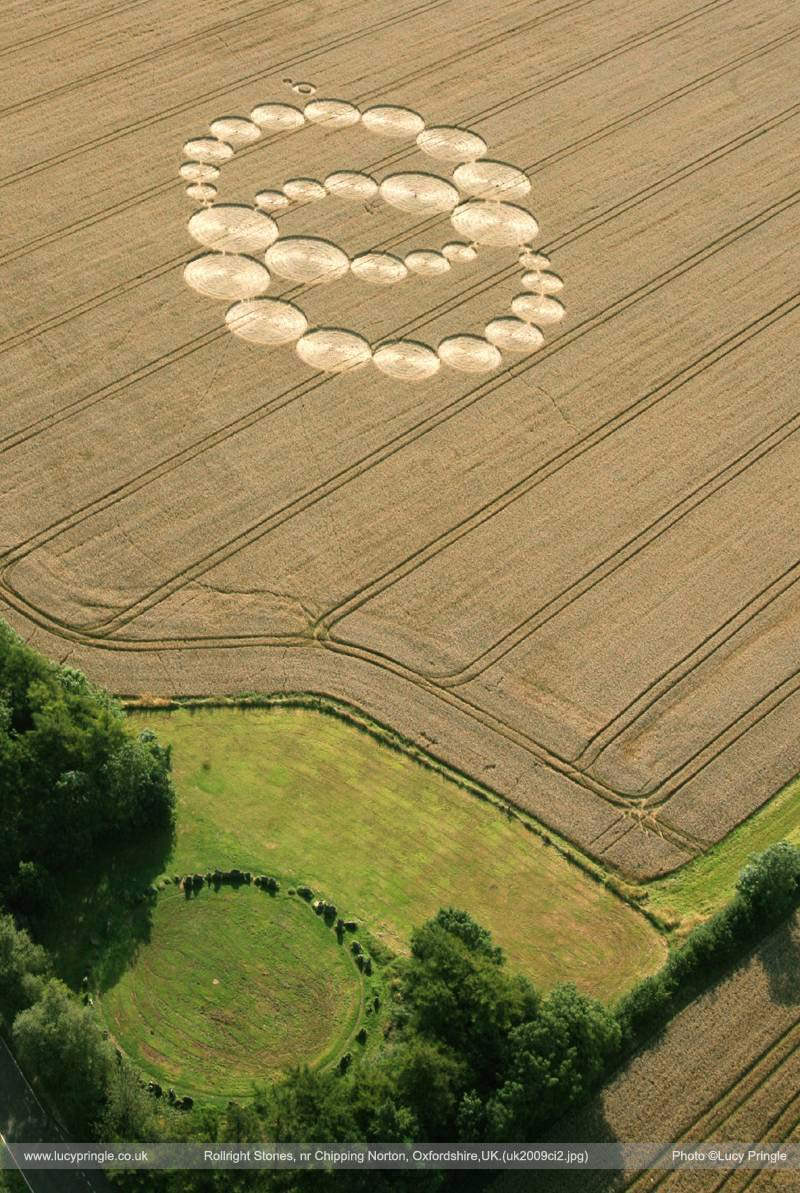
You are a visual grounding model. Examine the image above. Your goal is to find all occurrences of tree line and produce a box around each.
[2,840,799,1192]
[0,620,175,916]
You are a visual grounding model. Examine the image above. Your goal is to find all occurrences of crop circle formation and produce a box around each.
[101,885,362,1098]
[179,89,566,381]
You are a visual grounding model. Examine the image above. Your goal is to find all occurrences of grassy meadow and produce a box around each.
[127,703,665,1001]
[646,774,800,925]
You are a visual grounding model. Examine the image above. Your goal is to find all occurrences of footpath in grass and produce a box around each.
[646,774,800,924]
[128,704,665,1001]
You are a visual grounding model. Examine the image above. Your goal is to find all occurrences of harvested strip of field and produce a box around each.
[0,0,797,878]
[127,705,666,999]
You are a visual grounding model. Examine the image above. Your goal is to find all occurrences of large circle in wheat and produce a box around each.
[188,205,279,254]
[450,200,539,247]
[100,886,361,1097]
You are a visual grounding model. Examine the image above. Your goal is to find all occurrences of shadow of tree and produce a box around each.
[37,824,174,993]
[759,913,800,1007]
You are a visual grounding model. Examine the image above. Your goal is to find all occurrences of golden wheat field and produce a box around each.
[1,0,798,878]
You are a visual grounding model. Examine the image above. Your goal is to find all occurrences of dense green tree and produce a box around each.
[0,912,50,1024]
[485,984,621,1138]
[97,1061,159,1141]
[0,619,175,905]
[12,978,114,1133]
[737,840,800,919]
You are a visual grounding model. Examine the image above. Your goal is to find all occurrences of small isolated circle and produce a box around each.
[188,205,279,254]
[417,126,487,162]
[266,237,350,285]
[186,183,217,204]
[437,335,501,373]
[361,105,425,138]
[373,340,440,381]
[182,137,234,165]
[296,329,372,373]
[304,99,360,128]
[209,117,261,148]
[180,161,220,183]
[442,241,478,263]
[282,177,327,203]
[451,200,538,247]
[249,103,305,131]
[522,270,564,294]
[351,253,408,285]
[324,171,378,201]
[404,249,450,276]
[485,317,545,353]
[511,294,566,325]
[255,190,290,212]
[380,172,459,215]
[453,160,531,202]
[184,254,269,301]
[226,298,308,345]
[293,81,316,96]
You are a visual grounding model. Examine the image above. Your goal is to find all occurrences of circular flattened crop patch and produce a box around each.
[101,887,361,1098]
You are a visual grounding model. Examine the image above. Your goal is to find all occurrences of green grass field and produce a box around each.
[101,885,364,1098]
[127,703,665,1001]
[646,773,800,924]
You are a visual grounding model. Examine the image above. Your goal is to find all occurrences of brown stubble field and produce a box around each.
[1,0,798,878]
[532,912,800,1192]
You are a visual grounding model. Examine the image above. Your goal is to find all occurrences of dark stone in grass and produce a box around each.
[343,920,358,932]
[355,954,365,972]
[297,886,313,901]
[147,1082,163,1099]
[313,900,324,916]
[167,1088,176,1104]
[177,1095,194,1111]
[356,1028,367,1045]
[230,869,243,884]
[323,903,337,924]
[363,958,372,976]
[373,994,380,1011]
[192,874,204,889]
[339,1053,352,1074]
[244,872,251,883]
[351,941,362,956]
[173,876,181,885]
